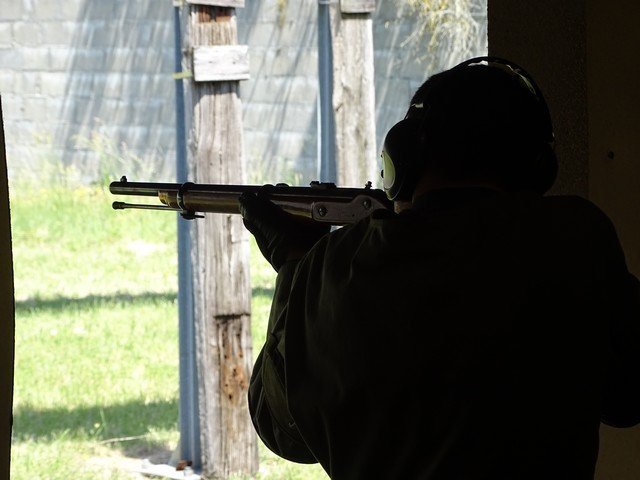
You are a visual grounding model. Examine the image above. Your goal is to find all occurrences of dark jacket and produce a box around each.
[249,188,640,479]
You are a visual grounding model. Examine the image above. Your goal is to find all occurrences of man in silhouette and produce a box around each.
[239,57,640,479]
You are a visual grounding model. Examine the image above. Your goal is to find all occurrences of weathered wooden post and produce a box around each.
[180,1,257,477]
[330,0,377,187]
[0,98,15,480]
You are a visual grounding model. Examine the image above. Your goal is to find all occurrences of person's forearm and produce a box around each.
[267,259,299,334]
[248,258,315,462]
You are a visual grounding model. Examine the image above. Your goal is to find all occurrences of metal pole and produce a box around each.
[318,0,336,183]
[173,3,201,470]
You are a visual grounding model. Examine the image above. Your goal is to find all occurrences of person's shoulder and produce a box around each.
[541,194,595,209]
[541,194,611,220]
[539,194,618,236]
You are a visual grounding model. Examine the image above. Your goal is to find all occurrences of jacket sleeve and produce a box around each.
[600,271,640,427]
[596,213,640,428]
[248,260,317,463]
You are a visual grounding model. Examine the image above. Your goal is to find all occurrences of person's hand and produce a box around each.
[239,189,330,272]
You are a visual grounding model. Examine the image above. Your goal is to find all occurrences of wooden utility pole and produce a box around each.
[330,0,377,187]
[180,1,257,477]
[0,98,15,480]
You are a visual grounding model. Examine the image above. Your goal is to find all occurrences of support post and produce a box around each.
[0,97,14,480]
[318,0,337,183]
[174,3,201,468]
[180,3,257,477]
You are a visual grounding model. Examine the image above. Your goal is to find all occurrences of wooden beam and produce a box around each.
[341,0,375,14]
[0,97,14,480]
[186,0,245,7]
[181,4,257,477]
[193,45,250,82]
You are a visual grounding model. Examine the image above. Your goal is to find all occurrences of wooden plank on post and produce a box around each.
[193,45,250,82]
[340,0,375,14]
[180,4,257,478]
[187,0,245,7]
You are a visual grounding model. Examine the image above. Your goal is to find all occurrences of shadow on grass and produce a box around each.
[15,291,178,314]
[13,398,178,458]
[252,287,274,299]
[17,289,273,314]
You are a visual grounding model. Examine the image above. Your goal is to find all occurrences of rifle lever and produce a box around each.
[180,210,204,220]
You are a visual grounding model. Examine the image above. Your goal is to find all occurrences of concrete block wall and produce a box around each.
[0,0,176,183]
[0,0,486,186]
[238,1,320,185]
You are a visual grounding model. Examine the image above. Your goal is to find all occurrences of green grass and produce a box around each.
[10,185,327,479]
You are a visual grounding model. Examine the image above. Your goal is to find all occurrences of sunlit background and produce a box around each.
[2,1,486,478]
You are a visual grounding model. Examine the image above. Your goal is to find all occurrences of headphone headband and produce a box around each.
[453,56,554,144]
[381,56,557,201]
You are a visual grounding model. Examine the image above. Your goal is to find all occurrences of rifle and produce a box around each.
[110,176,393,225]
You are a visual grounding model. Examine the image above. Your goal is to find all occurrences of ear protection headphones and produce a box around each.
[380,56,558,201]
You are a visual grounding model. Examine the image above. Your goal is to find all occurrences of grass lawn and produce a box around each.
[10,185,327,479]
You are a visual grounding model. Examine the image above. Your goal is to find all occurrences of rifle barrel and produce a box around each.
[109,181,186,196]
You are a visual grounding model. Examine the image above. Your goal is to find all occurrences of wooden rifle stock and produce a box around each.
[110,177,393,225]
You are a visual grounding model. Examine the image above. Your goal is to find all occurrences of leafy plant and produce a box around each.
[277,0,289,28]
[403,0,487,68]
[16,133,85,189]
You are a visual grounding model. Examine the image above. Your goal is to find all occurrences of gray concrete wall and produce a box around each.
[0,0,176,183]
[0,0,486,185]
[238,1,320,184]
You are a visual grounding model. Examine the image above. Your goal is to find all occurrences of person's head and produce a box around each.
[381,56,558,202]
